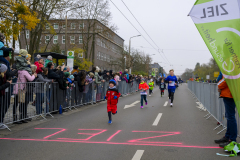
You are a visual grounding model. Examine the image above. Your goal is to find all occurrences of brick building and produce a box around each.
[20,19,124,71]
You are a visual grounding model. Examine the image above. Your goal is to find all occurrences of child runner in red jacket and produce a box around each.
[138,78,149,109]
[104,79,121,124]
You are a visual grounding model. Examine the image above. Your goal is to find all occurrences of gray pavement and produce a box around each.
[0,84,237,160]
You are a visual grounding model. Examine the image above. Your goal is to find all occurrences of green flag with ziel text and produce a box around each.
[189,0,240,117]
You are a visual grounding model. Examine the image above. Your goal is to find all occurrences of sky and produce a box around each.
[108,0,213,75]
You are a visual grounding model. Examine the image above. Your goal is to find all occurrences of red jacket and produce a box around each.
[218,78,233,98]
[34,61,43,74]
[139,82,149,90]
[105,88,121,106]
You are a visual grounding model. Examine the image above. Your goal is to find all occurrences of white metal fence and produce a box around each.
[0,80,141,131]
[188,81,240,137]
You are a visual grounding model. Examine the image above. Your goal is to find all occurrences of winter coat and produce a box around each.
[114,75,121,86]
[105,87,121,106]
[34,61,43,74]
[75,72,85,92]
[57,71,66,90]
[15,56,32,75]
[13,70,35,94]
[0,74,9,96]
[35,73,52,93]
[139,82,149,91]
[103,74,111,82]
[148,82,154,90]
[0,41,13,56]
[94,72,101,84]
[218,77,233,98]
[44,59,52,68]
[159,82,166,90]
[48,68,60,80]
[71,69,79,75]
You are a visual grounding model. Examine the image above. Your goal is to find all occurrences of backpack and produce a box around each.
[217,141,240,157]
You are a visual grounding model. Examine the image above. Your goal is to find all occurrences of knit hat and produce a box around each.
[119,71,122,75]
[63,67,67,71]
[19,49,28,57]
[69,75,74,79]
[37,54,41,58]
[109,79,116,86]
[47,55,52,60]
[64,72,70,78]
[0,64,7,73]
[89,72,94,77]
[0,33,5,41]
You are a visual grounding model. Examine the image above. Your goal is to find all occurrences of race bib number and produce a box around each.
[169,82,175,87]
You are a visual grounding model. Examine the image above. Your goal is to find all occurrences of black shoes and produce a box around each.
[214,136,229,144]
[219,141,231,148]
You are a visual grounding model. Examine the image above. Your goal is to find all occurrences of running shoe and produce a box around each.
[149,95,151,96]
[170,103,173,107]
[145,102,148,105]
[108,120,112,124]
[161,95,162,97]
[141,106,143,109]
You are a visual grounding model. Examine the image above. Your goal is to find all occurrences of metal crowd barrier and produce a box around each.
[0,80,140,131]
[188,81,239,137]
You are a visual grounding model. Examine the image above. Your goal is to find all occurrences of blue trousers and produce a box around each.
[223,98,238,142]
[141,95,147,106]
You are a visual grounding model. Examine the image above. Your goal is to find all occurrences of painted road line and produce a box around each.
[163,101,168,107]
[124,101,140,109]
[152,113,163,126]
[132,150,144,160]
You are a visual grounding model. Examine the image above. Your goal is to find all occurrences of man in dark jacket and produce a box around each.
[103,71,111,82]
[0,34,14,71]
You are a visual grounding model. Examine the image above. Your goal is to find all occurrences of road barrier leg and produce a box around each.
[213,124,222,130]
[204,113,210,118]
[206,114,212,119]
[217,127,227,134]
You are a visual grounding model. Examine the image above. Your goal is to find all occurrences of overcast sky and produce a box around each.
[109,0,213,75]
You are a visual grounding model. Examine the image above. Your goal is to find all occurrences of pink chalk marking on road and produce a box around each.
[129,131,181,143]
[77,129,107,141]
[35,128,67,139]
[0,138,221,149]
[106,130,122,142]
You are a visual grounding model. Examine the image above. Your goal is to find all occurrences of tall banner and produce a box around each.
[67,51,74,72]
[163,74,166,78]
[189,0,240,117]
[159,73,162,77]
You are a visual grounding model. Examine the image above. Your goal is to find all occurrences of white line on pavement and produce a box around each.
[163,101,168,107]
[152,113,163,126]
[132,150,144,160]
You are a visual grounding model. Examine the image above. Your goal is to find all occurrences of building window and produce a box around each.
[104,53,106,61]
[46,24,50,29]
[79,35,83,44]
[26,30,29,39]
[70,36,75,44]
[26,45,29,50]
[39,36,42,44]
[61,50,65,55]
[53,35,58,44]
[62,35,65,44]
[101,52,103,60]
[97,38,101,46]
[79,23,84,29]
[71,23,76,29]
[102,40,106,48]
[45,35,50,43]
[53,23,59,29]
[107,55,110,62]
[62,24,66,29]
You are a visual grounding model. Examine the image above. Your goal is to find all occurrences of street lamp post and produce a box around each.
[65,6,84,55]
[128,35,141,74]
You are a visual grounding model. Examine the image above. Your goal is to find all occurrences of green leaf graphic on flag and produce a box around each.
[189,0,240,117]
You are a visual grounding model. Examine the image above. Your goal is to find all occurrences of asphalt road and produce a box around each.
[0,84,235,160]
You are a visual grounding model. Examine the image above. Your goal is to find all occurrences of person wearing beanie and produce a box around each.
[104,79,121,124]
[0,33,14,71]
[139,78,149,109]
[44,55,53,67]
[34,54,41,62]
[15,49,32,75]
